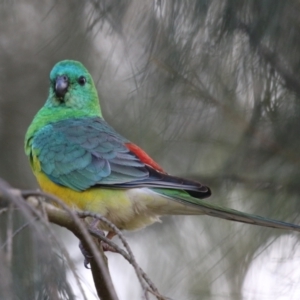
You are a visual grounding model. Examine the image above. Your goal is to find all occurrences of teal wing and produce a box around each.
[32,117,210,198]
[31,118,211,198]
[32,117,148,191]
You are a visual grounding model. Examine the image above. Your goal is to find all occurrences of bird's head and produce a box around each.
[25,60,103,154]
[46,60,102,117]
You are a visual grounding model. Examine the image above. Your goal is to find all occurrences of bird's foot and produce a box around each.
[101,231,117,252]
[79,241,94,269]
[79,230,117,268]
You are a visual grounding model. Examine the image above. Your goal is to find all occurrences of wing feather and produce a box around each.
[32,117,210,199]
[32,117,148,191]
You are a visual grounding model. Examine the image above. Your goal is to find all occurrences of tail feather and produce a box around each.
[152,188,300,232]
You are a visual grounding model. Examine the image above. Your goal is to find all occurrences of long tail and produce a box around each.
[152,188,300,232]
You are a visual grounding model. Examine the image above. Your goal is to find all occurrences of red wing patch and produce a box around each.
[125,143,166,173]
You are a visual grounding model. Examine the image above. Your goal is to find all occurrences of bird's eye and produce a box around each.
[78,76,86,86]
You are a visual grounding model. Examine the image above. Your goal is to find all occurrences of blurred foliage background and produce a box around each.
[1,0,300,299]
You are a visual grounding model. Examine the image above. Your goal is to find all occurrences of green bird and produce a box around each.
[25,60,300,240]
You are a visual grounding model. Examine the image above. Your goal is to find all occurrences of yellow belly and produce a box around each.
[34,171,161,230]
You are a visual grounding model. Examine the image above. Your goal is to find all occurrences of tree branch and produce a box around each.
[0,179,168,300]
[23,193,119,300]
[0,180,118,300]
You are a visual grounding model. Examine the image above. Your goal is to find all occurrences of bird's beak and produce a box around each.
[55,75,69,98]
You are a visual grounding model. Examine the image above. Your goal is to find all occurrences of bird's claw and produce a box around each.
[79,241,93,269]
[79,228,117,267]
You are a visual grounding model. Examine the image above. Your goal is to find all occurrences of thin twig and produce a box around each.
[78,211,149,299]
[1,217,38,249]
[25,197,89,300]
[0,208,8,215]
[5,204,13,266]
[88,230,168,300]
[21,190,119,300]
[79,211,167,300]
[0,185,90,300]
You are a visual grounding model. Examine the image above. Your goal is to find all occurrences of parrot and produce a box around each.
[25,60,300,240]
